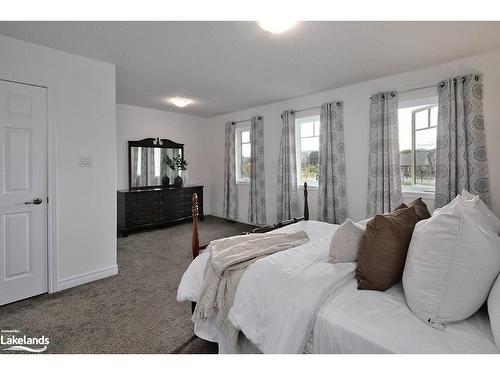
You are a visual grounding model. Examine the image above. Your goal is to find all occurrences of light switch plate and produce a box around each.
[79,156,94,167]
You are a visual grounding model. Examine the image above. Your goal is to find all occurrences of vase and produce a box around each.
[174,169,188,188]
[161,175,170,186]
[174,174,183,188]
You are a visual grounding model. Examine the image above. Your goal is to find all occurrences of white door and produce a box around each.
[0,80,48,305]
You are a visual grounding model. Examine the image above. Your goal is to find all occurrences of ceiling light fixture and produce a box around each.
[257,20,297,34]
[169,97,191,108]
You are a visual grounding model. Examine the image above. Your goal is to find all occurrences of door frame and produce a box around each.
[0,72,58,294]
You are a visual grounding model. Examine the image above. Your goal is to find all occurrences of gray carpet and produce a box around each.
[0,216,255,354]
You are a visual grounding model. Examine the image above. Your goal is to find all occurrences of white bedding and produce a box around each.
[312,279,499,354]
[178,219,497,354]
[177,220,356,353]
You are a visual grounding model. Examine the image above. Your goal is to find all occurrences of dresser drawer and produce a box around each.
[164,207,192,218]
[117,186,204,235]
[163,188,199,200]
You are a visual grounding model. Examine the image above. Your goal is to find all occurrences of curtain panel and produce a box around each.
[277,110,299,221]
[223,121,238,219]
[248,116,266,224]
[367,91,402,216]
[317,101,347,224]
[435,74,490,208]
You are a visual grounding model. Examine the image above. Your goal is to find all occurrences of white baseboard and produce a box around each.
[56,265,118,292]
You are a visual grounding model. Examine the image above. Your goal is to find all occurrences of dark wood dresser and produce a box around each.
[117,185,204,236]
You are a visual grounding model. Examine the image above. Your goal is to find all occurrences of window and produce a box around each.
[236,127,251,182]
[398,97,438,192]
[295,115,320,186]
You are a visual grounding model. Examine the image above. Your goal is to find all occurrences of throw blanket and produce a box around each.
[192,231,309,352]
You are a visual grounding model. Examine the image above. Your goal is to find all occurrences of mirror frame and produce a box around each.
[128,138,185,190]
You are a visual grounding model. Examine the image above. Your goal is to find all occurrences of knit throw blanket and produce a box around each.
[192,230,309,352]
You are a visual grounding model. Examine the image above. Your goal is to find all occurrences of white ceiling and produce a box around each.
[1,21,500,117]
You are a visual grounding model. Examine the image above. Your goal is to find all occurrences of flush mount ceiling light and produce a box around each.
[257,20,297,34]
[169,97,191,108]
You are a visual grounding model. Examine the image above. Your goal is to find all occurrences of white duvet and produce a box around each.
[177,220,356,353]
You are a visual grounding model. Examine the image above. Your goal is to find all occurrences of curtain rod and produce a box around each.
[232,119,251,124]
[371,74,480,99]
[371,84,437,99]
[398,83,437,95]
[231,116,262,125]
[294,105,321,114]
[292,101,342,115]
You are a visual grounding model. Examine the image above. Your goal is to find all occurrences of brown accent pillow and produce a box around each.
[394,203,408,211]
[356,206,420,291]
[407,198,431,221]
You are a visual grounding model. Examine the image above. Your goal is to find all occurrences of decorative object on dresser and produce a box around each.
[164,154,189,188]
[117,185,204,236]
[161,175,170,186]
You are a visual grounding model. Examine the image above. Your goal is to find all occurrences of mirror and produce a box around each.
[128,138,184,189]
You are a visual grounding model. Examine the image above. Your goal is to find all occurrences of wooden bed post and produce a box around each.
[303,182,309,221]
[192,193,200,259]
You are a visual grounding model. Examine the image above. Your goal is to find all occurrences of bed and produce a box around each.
[177,187,499,354]
[178,218,355,353]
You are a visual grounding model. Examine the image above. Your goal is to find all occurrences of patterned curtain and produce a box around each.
[223,121,238,219]
[248,116,266,224]
[435,74,490,208]
[277,110,299,221]
[367,92,402,216]
[317,102,347,224]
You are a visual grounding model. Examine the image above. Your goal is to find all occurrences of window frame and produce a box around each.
[235,126,251,184]
[410,105,437,191]
[398,94,438,194]
[295,114,321,187]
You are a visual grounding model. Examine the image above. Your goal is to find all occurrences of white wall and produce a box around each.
[0,35,117,291]
[205,50,500,224]
[116,104,211,211]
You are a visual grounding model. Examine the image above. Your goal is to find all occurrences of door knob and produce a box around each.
[25,198,43,205]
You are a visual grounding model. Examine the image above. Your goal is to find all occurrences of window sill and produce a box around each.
[298,183,318,190]
[236,181,250,186]
[402,188,435,198]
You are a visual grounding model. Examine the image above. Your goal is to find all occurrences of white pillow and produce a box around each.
[488,275,500,350]
[461,189,500,233]
[328,219,365,264]
[461,189,476,200]
[356,218,371,228]
[403,195,500,330]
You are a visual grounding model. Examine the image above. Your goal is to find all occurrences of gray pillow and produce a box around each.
[329,219,365,264]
